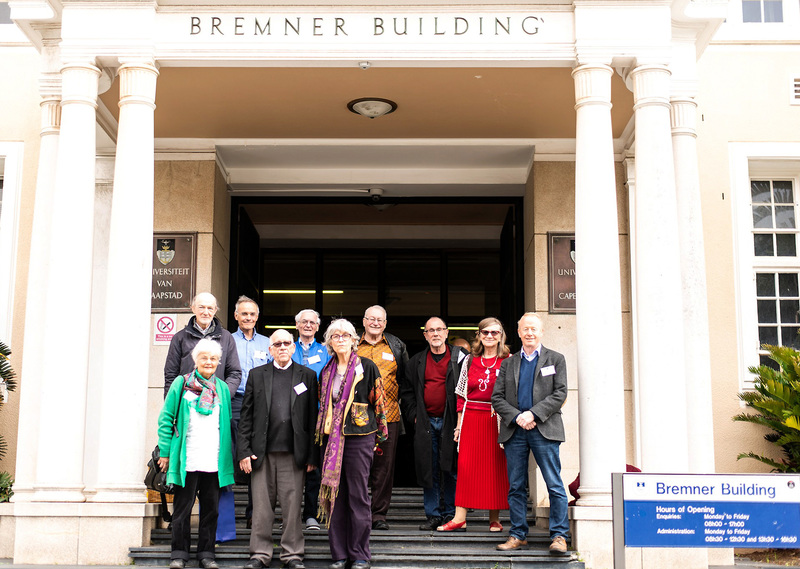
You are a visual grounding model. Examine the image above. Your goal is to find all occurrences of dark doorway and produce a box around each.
[228,196,524,487]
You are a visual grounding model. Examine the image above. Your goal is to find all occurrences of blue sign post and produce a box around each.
[612,473,800,569]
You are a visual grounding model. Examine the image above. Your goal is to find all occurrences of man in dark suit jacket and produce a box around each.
[238,329,318,569]
[491,312,569,554]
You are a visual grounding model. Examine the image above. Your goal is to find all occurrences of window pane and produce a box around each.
[760,326,779,346]
[752,205,774,228]
[780,299,800,323]
[758,299,777,323]
[775,206,795,228]
[773,180,794,204]
[781,326,800,349]
[385,254,441,316]
[751,180,772,202]
[742,0,762,21]
[776,233,797,256]
[261,253,317,318]
[764,0,783,22]
[760,354,780,370]
[754,233,774,256]
[323,253,378,319]
[778,273,799,297]
[0,2,11,24]
[757,273,776,296]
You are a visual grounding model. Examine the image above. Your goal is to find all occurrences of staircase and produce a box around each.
[129,486,584,568]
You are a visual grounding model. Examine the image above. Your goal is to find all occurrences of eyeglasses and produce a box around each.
[425,327,447,334]
[272,341,293,348]
[298,319,318,326]
[520,327,541,333]
[365,317,386,324]
[331,333,352,342]
[480,330,502,337]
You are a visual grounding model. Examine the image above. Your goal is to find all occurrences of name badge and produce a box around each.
[355,364,364,376]
[381,352,395,362]
[457,351,466,363]
[255,350,268,360]
[541,365,556,376]
[308,354,321,364]
[294,383,308,395]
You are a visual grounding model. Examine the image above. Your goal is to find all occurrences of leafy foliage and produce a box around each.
[0,341,17,461]
[733,345,800,472]
[0,472,12,502]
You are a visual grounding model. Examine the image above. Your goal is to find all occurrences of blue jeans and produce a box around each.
[504,427,569,540]
[422,416,457,520]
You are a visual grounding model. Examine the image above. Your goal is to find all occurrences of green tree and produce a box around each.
[733,345,800,472]
[0,340,18,460]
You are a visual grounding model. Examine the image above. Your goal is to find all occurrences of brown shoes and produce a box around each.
[496,536,528,551]
[549,536,568,553]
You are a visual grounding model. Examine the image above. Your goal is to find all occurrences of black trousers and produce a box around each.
[171,471,220,561]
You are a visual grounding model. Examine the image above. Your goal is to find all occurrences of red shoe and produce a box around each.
[489,521,503,532]
[437,519,467,532]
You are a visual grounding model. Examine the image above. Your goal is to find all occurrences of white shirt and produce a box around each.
[183,391,220,473]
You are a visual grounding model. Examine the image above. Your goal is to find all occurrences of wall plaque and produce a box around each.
[152,233,196,312]
[548,232,575,314]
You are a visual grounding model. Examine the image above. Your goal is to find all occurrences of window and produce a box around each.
[751,180,796,256]
[742,0,784,22]
[0,3,10,25]
[755,272,800,366]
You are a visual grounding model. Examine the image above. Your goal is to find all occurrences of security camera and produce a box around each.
[369,188,384,202]
[358,61,371,70]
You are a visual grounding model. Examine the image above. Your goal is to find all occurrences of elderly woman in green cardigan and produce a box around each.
[158,338,234,569]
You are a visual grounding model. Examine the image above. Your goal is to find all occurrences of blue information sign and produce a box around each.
[621,473,800,548]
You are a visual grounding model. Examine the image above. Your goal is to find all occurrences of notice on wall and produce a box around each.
[154,314,178,345]
[618,473,800,548]
[548,232,575,314]
[152,234,196,312]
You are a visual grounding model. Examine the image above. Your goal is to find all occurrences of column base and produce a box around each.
[571,505,614,569]
[11,501,159,564]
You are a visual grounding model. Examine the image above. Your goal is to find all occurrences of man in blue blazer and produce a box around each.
[491,312,569,554]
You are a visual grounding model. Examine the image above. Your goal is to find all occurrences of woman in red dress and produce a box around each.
[437,317,511,532]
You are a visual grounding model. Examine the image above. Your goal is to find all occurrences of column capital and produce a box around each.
[117,59,159,109]
[59,61,101,109]
[670,96,698,138]
[572,64,613,110]
[39,96,61,137]
[630,64,672,111]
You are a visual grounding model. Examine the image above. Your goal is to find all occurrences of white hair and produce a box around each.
[191,338,223,362]
[295,309,320,324]
[323,318,359,355]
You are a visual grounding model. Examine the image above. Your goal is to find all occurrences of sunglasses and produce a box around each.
[480,330,502,337]
[272,341,293,348]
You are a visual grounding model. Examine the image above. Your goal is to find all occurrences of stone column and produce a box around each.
[630,64,690,473]
[90,60,159,502]
[32,60,100,502]
[569,62,628,569]
[13,61,62,501]
[671,96,716,473]
[572,63,627,503]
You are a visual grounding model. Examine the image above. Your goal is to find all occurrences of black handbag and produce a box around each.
[144,444,174,494]
[145,445,174,524]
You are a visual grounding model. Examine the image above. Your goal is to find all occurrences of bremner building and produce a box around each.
[1,0,798,568]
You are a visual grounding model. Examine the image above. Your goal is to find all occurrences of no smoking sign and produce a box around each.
[154,314,178,345]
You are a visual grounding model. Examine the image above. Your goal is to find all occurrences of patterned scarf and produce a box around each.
[315,352,360,526]
[183,369,218,415]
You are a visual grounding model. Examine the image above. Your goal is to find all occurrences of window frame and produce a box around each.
[732,143,800,388]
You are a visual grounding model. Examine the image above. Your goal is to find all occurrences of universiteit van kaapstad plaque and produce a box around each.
[548,232,575,314]
[152,234,196,312]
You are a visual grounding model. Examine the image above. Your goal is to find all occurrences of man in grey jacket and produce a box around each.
[491,312,569,554]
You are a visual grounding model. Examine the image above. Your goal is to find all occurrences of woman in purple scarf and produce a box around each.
[315,318,388,569]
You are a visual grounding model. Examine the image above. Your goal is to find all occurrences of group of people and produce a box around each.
[156,292,570,569]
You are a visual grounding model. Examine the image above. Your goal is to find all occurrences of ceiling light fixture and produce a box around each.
[347,97,398,119]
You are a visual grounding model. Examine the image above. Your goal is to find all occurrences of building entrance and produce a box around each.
[228,196,524,486]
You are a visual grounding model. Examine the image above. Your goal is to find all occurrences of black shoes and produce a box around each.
[419,516,442,530]
[199,560,219,569]
[244,559,266,569]
[284,559,305,569]
[371,520,389,530]
[169,560,185,569]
